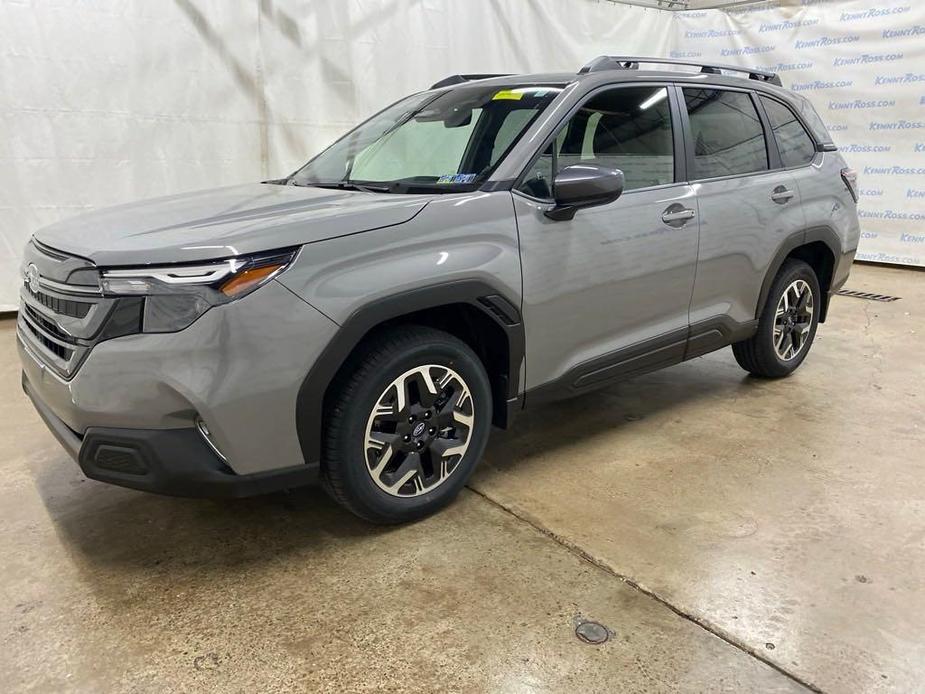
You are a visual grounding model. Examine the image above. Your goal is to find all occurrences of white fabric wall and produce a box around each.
[671,0,925,268]
[1,0,922,310]
[0,0,671,311]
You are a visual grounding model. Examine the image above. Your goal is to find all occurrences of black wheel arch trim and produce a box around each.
[296,280,525,466]
[757,225,843,324]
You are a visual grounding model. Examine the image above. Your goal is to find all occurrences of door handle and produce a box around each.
[661,205,696,226]
[771,187,795,204]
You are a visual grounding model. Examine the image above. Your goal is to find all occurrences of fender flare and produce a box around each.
[294,280,525,466]
[756,225,841,322]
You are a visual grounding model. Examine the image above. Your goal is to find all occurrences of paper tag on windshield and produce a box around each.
[492,90,523,101]
[437,174,477,184]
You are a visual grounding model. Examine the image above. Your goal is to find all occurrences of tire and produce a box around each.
[732,259,821,378]
[321,325,493,523]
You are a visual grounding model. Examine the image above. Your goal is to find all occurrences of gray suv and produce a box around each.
[18,57,860,522]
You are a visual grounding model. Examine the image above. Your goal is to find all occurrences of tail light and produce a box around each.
[841,167,859,203]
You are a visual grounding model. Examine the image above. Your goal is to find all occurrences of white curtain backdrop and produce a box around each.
[1,0,922,310]
[671,0,925,268]
[0,0,671,311]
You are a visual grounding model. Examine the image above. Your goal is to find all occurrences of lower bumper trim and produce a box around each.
[22,372,319,499]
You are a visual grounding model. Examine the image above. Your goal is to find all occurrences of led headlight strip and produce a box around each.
[98,248,299,332]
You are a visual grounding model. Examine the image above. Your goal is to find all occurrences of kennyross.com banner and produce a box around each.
[672,0,925,268]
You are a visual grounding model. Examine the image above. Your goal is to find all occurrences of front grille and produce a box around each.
[23,304,77,344]
[20,312,75,362]
[17,241,121,379]
[31,289,92,318]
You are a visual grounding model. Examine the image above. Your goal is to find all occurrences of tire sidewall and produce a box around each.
[759,260,821,375]
[330,337,492,521]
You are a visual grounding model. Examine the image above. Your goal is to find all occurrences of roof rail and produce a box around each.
[578,56,782,87]
[430,73,512,90]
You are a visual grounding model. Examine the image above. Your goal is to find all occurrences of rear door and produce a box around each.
[758,93,832,243]
[513,84,699,394]
[679,86,805,345]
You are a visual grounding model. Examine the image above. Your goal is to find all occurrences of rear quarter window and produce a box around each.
[790,93,832,147]
[760,96,816,168]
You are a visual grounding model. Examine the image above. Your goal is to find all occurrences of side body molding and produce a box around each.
[294,280,525,467]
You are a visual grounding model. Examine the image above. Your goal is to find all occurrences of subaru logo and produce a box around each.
[25,263,40,294]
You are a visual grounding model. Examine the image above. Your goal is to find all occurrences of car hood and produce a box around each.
[33,183,432,266]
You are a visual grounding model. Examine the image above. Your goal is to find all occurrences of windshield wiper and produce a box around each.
[295,180,393,193]
[384,178,479,194]
[291,178,478,195]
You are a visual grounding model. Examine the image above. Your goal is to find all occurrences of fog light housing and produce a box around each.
[195,417,227,462]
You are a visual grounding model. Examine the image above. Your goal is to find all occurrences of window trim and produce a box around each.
[512,82,685,202]
[755,94,821,172]
[677,84,776,185]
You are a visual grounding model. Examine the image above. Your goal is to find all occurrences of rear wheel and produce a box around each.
[733,259,820,378]
[322,326,492,523]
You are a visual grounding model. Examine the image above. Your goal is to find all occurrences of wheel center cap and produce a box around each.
[412,422,427,438]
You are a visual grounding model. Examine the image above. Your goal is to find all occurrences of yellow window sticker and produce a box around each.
[492,89,523,101]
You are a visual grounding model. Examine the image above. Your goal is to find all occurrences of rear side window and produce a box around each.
[683,89,768,180]
[792,93,832,147]
[518,86,675,198]
[760,96,816,168]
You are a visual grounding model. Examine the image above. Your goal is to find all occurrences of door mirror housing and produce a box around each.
[545,164,625,221]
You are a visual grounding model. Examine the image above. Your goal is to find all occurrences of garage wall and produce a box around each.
[1,0,923,311]
[0,0,263,311]
[0,0,672,311]
[254,0,672,176]
[672,0,925,267]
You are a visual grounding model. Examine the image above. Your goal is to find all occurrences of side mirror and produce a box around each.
[545,164,625,221]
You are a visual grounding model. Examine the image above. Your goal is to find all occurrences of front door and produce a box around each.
[513,84,699,394]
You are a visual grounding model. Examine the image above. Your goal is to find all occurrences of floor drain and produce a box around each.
[575,620,610,645]
[836,289,900,302]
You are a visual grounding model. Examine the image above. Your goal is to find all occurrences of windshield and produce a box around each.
[289,84,564,193]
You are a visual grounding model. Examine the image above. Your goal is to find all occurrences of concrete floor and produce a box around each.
[1,262,922,693]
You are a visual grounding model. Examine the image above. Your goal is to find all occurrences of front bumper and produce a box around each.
[18,279,340,494]
[23,372,319,497]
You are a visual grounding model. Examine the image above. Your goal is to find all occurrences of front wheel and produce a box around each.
[732,259,821,378]
[321,326,492,523]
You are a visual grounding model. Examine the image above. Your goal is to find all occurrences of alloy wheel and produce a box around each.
[363,364,475,497]
[773,279,814,361]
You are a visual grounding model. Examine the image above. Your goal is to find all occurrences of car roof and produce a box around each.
[431,55,788,96]
[435,69,788,95]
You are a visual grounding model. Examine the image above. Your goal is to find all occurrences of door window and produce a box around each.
[760,96,817,168]
[683,89,768,179]
[518,86,675,199]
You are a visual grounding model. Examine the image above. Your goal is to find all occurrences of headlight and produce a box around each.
[100,248,298,333]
